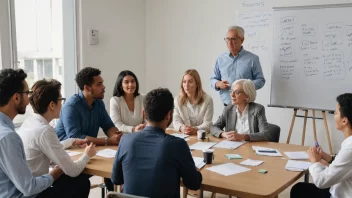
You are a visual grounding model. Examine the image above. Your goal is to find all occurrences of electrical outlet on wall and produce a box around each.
[89,29,99,45]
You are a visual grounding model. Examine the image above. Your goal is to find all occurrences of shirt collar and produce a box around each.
[229,46,244,58]
[32,113,49,125]
[0,111,15,130]
[142,126,166,133]
[236,104,248,114]
[78,91,96,109]
[341,135,352,148]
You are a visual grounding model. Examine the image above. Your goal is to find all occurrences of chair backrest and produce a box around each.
[267,123,281,143]
[106,192,149,198]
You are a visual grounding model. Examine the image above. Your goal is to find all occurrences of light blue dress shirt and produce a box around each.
[0,112,53,198]
[210,47,265,105]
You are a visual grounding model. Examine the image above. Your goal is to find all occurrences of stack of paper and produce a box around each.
[252,146,283,157]
[240,159,264,166]
[224,154,243,159]
[285,160,311,171]
[170,133,189,139]
[213,140,246,149]
[66,151,82,157]
[206,163,251,176]
[284,152,309,160]
[189,142,218,150]
[193,157,206,169]
[96,149,117,158]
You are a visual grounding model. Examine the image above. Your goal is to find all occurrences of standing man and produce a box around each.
[211,26,265,106]
[111,88,202,197]
[55,67,122,191]
[0,69,63,198]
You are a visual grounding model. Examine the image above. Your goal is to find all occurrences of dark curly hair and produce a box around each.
[113,70,140,97]
[29,79,62,114]
[337,93,352,127]
[75,67,101,91]
[0,69,27,106]
[143,88,174,122]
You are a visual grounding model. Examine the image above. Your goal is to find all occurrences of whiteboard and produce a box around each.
[271,4,352,111]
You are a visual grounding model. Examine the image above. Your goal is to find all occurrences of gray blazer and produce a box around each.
[211,102,269,142]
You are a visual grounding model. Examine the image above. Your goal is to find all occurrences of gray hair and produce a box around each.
[228,26,245,38]
[232,79,256,103]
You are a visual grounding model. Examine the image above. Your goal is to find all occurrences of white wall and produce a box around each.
[0,0,12,69]
[77,0,146,109]
[146,0,352,153]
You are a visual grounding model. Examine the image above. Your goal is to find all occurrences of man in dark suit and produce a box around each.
[111,88,202,198]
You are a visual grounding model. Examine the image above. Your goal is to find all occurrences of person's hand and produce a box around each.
[216,80,230,90]
[73,138,88,148]
[107,132,123,145]
[230,132,245,141]
[49,165,64,181]
[84,142,97,158]
[134,124,146,132]
[307,147,322,163]
[221,131,236,139]
[181,126,197,135]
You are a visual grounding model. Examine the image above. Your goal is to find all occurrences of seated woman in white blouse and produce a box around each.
[291,93,352,198]
[173,69,214,134]
[211,79,269,141]
[18,79,97,197]
[110,70,145,133]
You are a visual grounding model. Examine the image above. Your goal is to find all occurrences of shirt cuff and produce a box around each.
[61,138,75,149]
[44,173,55,186]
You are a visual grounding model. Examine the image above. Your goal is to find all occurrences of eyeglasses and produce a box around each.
[58,98,66,104]
[18,90,33,95]
[224,37,241,43]
[230,90,244,95]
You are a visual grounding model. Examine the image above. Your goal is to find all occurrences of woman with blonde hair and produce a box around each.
[211,79,269,141]
[173,69,214,134]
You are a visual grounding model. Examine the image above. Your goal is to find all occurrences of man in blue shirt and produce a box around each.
[111,88,202,198]
[211,26,265,105]
[0,69,62,198]
[55,67,122,191]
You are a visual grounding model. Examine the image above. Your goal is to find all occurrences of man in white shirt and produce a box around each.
[18,79,97,198]
[290,93,352,198]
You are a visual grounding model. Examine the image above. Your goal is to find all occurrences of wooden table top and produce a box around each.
[69,129,310,198]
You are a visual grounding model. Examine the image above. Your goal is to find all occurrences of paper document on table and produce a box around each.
[170,133,189,139]
[240,159,264,166]
[206,163,250,176]
[213,140,246,149]
[193,157,206,169]
[285,160,311,172]
[66,151,82,157]
[252,146,283,157]
[284,152,309,160]
[96,149,117,158]
[189,142,217,150]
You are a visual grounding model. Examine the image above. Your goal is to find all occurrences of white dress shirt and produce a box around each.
[18,114,90,177]
[235,105,250,134]
[173,94,213,131]
[309,135,352,198]
[109,95,144,133]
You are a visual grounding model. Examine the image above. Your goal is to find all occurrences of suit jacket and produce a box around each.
[111,126,202,198]
[210,102,269,142]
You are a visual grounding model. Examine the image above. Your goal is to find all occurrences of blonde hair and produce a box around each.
[179,69,205,105]
[232,79,256,103]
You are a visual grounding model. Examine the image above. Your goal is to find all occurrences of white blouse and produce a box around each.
[173,94,213,132]
[17,114,90,177]
[109,95,144,133]
[235,105,250,134]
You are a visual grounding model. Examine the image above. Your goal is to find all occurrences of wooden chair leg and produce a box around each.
[211,192,216,198]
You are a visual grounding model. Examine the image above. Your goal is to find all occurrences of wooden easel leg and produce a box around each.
[301,110,308,145]
[183,187,188,198]
[287,109,298,144]
[312,110,317,142]
[322,111,333,154]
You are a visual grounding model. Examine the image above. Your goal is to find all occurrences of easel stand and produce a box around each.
[286,109,333,155]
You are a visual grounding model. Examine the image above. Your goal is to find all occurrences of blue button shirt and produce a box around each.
[111,126,202,198]
[0,112,53,198]
[55,92,115,141]
[210,47,265,105]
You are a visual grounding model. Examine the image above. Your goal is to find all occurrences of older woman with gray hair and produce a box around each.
[211,79,269,141]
